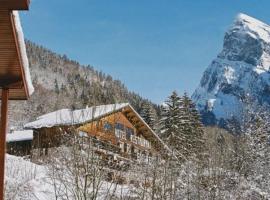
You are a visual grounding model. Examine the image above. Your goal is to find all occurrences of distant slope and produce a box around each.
[10,40,158,128]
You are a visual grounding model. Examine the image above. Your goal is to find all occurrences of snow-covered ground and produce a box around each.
[5,154,53,200]
[5,154,133,200]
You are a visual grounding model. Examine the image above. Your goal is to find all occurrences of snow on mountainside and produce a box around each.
[9,41,157,129]
[192,13,270,127]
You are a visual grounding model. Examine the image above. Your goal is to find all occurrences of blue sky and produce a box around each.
[20,0,270,104]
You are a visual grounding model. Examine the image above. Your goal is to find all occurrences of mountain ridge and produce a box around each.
[192,13,270,128]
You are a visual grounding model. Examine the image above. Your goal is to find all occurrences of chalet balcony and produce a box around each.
[116,130,151,149]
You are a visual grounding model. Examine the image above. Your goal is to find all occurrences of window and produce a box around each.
[115,123,124,130]
[115,123,125,139]
[126,127,134,140]
[103,121,113,132]
[115,129,121,138]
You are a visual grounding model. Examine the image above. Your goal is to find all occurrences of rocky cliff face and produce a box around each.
[192,13,270,127]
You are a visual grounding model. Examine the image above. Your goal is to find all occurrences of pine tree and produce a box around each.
[159,91,205,160]
[159,91,185,159]
[140,101,158,130]
[180,93,205,158]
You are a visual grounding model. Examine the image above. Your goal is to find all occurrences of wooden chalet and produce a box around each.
[0,1,33,199]
[24,103,169,163]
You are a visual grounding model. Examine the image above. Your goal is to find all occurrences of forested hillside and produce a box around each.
[9,40,159,128]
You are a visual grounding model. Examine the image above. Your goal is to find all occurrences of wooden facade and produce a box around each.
[78,111,156,161]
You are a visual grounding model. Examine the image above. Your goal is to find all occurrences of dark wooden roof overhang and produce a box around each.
[0,0,30,100]
[0,0,29,10]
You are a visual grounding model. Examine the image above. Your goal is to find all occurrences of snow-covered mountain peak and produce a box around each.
[192,14,270,128]
[231,13,270,42]
[218,13,270,68]
[236,13,268,28]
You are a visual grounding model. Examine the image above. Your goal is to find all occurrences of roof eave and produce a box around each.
[0,0,30,10]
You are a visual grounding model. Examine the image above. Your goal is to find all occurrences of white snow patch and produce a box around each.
[12,11,34,95]
[254,67,266,74]
[224,66,235,84]
[6,130,33,142]
[207,99,216,111]
[259,52,270,71]
[212,94,242,120]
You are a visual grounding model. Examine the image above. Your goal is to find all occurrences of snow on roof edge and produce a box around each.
[24,103,130,129]
[12,11,34,96]
[7,130,33,142]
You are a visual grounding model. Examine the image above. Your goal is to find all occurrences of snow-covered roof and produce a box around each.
[24,103,130,129]
[6,130,33,142]
[12,11,34,96]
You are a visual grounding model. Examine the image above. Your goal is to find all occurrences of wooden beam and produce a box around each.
[137,126,148,132]
[0,0,29,10]
[125,114,148,133]
[134,120,144,127]
[126,115,137,123]
[125,113,141,124]
[126,112,136,118]
[0,89,9,200]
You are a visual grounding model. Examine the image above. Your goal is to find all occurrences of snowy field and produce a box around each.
[5,155,54,200]
[5,154,132,200]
